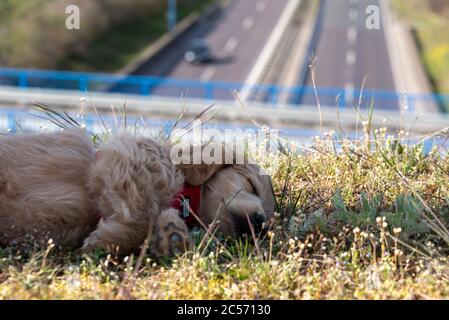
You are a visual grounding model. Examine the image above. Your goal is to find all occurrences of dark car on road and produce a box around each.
[184,39,213,64]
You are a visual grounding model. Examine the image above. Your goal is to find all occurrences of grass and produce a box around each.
[391,0,449,98]
[1,109,449,299]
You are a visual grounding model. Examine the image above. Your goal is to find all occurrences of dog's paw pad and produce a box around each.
[169,232,188,255]
[152,209,192,257]
[170,233,182,243]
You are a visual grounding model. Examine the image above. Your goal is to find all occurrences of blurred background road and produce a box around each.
[134,0,289,83]
[1,0,449,135]
[299,0,398,109]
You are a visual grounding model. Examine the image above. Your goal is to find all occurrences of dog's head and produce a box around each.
[173,143,275,237]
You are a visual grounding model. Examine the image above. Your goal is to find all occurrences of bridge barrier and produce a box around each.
[1,67,448,112]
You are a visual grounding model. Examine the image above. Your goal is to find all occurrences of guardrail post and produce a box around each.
[79,76,88,91]
[339,91,346,109]
[292,86,304,105]
[269,85,279,104]
[205,82,214,100]
[438,94,445,112]
[148,80,157,96]
[18,71,28,88]
[141,80,150,95]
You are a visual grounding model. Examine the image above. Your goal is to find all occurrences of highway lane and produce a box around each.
[299,0,398,110]
[133,0,290,99]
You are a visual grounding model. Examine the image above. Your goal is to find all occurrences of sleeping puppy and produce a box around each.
[0,129,275,256]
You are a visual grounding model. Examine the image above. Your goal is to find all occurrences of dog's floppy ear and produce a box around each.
[171,142,236,186]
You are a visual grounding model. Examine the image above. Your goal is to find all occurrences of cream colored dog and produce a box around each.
[0,129,274,256]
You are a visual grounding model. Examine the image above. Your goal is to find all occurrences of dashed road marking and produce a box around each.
[200,67,216,81]
[347,26,358,44]
[224,37,239,52]
[242,17,254,30]
[349,8,359,21]
[256,1,266,12]
[346,50,356,66]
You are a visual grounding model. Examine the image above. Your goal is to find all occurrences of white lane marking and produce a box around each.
[349,0,359,5]
[347,26,358,44]
[224,37,239,52]
[346,50,356,66]
[256,1,266,12]
[241,0,301,101]
[200,67,216,81]
[349,8,359,21]
[379,0,405,96]
[242,17,255,30]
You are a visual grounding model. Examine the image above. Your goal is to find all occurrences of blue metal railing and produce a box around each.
[0,67,448,111]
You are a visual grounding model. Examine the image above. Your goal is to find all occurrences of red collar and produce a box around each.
[169,184,202,228]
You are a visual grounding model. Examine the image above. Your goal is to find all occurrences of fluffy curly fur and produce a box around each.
[0,129,275,256]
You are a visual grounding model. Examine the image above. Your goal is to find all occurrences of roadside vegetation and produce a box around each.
[1,107,449,299]
[0,0,213,72]
[391,0,449,97]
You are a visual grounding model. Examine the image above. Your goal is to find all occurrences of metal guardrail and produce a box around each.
[0,67,448,111]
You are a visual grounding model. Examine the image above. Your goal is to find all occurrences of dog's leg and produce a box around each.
[81,217,148,255]
[82,208,191,256]
[151,208,192,257]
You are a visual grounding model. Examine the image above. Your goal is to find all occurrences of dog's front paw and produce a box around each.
[152,208,192,257]
[81,235,101,253]
[81,231,115,254]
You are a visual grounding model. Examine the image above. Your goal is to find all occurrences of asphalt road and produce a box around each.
[299,0,398,110]
[133,0,290,100]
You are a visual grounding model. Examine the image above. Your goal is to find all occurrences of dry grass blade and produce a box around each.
[309,56,323,131]
[33,102,82,130]
[181,104,217,130]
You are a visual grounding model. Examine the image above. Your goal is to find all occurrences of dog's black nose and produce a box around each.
[233,212,266,236]
[251,212,266,233]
